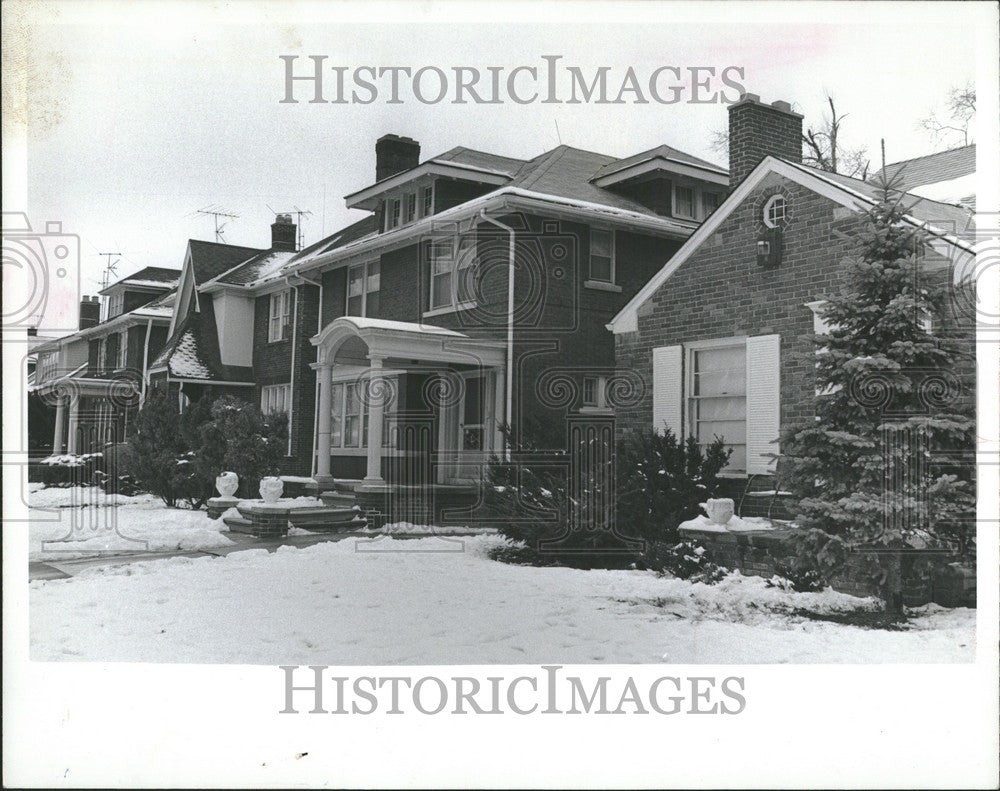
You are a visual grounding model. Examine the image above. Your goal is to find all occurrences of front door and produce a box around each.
[438,370,493,484]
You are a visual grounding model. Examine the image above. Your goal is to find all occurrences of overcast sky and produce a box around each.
[12,1,994,295]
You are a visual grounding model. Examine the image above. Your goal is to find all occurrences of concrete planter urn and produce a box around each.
[215,471,239,498]
[702,497,735,526]
[259,476,284,504]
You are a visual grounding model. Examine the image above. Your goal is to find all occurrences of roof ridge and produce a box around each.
[515,146,573,189]
[881,143,976,171]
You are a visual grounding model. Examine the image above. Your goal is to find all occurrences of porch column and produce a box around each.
[364,356,386,484]
[67,395,80,455]
[315,362,333,480]
[52,396,66,454]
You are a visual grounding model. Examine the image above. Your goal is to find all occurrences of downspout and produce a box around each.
[479,209,515,461]
[287,283,299,457]
[140,318,153,404]
[285,272,323,472]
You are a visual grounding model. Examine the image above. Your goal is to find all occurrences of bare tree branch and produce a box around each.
[919,82,976,148]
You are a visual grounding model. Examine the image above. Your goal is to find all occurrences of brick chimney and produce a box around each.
[728,94,803,188]
[79,295,99,329]
[376,134,420,182]
[271,214,297,252]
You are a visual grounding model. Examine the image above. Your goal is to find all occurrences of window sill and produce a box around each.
[422,301,477,318]
[584,280,622,293]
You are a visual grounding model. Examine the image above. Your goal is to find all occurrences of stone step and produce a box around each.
[222,514,256,534]
[320,490,357,507]
[288,507,367,533]
[333,479,364,493]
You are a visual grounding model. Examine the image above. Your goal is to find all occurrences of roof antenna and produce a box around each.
[554,118,562,145]
[880,138,887,173]
[194,205,239,242]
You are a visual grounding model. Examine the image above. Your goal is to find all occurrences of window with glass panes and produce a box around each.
[421,186,433,217]
[674,185,695,218]
[701,191,724,218]
[268,289,292,341]
[589,229,614,283]
[329,379,397,449]
[688,343,747,472]
[429,236,476,310]
[405,193,417,224]
[260,383,291,415]
[346,261,380,317]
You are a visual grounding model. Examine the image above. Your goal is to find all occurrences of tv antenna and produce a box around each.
[97,251,121,291]
[265,205,313,250]
[194,206,239,242]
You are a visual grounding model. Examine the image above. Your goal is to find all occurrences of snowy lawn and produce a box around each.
[30,534,974,664]
[28,485,234,561]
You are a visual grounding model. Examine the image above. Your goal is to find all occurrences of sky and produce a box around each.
[8,0,993,298]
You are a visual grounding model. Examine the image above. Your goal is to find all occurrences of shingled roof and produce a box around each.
[150,299,253,383]
[187,239,264,285]
[876,144,976,192]
[99,265,180,294]
[203,249,298,288]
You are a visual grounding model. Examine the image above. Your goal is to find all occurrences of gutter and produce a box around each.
[478,210,515,461]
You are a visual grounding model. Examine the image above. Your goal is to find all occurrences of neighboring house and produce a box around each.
[609,94,976,511]
[877,144,976,211]
[31,268,180,455]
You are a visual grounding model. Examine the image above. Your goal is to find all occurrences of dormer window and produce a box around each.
[405,193,417,224]
[673,185,696,219]
[702,191,724,217]
[385,198,402,231]
[422,186,433,217]
[107,292,124,319]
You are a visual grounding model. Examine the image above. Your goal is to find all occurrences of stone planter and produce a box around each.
[701,497,735,526]
[259,476,284,504]
[215,471,239,497]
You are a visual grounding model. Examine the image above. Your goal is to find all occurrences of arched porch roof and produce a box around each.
[311,316,505,368]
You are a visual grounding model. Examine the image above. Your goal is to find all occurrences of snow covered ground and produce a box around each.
[28,485,234,561]
[30,529,975,664]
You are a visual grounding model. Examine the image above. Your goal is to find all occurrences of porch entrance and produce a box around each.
[436,370,497,484]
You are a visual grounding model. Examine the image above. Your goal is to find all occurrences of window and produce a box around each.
[582,375,610,409]
[589,229,614,283]
[428,236,476,312]
[261,383,291,415]
[107,292,124,320]
[763,195,787,228]
[116,330,127,369]
[329,378,397,449]
[385,198,402,231]
[268,289,292,342]
[701,191,723,218]
[689,343,747,473]
[405,193,417,224]
[347,261,380,317]
[673,185,696,219]
[421,186,434,218]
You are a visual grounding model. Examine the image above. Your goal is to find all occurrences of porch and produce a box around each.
[310,316,508,508]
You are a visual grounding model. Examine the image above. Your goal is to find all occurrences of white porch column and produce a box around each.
[52,396,66,454]
[315,362,333,480]
[364,356,386,484]
[66,395,80,455]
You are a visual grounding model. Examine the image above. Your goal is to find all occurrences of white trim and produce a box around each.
[592,156,729,188]
[583,279,622,293]
[346,162,510,209]
[671,184,697,221]
[763,194,787,228]
[588,227,616,284]
[608,155,975,334]
[422,300,476,318]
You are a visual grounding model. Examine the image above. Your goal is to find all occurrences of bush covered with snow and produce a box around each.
[30,453,104,486]
[640,539,728,584]
[616,428,731,545]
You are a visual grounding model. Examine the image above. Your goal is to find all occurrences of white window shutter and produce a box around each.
[746,334,780,474]
[651,345,683,438]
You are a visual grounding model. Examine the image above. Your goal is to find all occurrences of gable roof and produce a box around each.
[590,144,728,181]
[875,144,976,191]
[149,305,253,383]
[609,156,975,334]
[286,215,379,267]
[201,249,298,289]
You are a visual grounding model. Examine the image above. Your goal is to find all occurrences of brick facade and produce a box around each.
[728,95,803,187]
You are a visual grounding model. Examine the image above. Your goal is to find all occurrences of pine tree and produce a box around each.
[781,174,975,554]
[124,389,186,506]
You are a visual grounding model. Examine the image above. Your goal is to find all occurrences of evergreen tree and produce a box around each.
[780,174,975,555]
[124,389,186,506]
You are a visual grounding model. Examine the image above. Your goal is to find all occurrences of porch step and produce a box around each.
[287,507,367,533]
[320,490,357,507]
[222,514,255,534]
[333,479,364,494]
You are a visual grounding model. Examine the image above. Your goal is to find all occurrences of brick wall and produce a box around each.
[728,96,803,187]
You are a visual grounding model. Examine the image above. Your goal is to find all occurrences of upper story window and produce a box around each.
[582,375,610,410]
[347,261,380,317]
[428,236,476,313]
[405,193,417,224]
[422,186,434,218]
[38,351,57,383]
[589,229,615,283]
[268,289,292,342]
[673,185,696,219]
[107,292,124,320]
[688,341,747,474]
[763,195,788,228]
[117,330,127,369]
[702,191,724,217]
[384,198,402,231]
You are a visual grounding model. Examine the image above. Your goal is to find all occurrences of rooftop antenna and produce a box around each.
[554,118,562,145]
[97,251,121,291]
[195,205,239,242]
[266,205,313,250]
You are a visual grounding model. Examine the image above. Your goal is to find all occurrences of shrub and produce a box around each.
[616,429,731,545]
[640,540,728,584]
[30,453,104,486]
[122,390,187,506]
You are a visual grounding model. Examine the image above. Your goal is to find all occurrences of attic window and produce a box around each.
[763,195,787,228]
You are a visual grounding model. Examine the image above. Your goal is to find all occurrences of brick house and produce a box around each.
[147,134,731,511]
[31,267,180,454]
[609,95,977,511]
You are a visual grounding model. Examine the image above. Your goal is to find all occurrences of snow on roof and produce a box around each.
[343,316,466,337]
[169,328,213,379]
[204,249,298,288]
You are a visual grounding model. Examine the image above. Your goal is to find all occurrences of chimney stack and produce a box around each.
[271,214,297,251]
[728,93,803,188]
[376,134,420,182]
[79,295,100,330]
